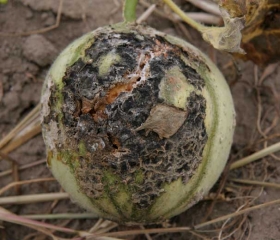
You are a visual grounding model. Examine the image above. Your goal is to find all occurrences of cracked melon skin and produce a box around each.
[41,22,235,224]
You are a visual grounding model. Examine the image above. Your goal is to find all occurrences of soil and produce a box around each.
[0,0,280,240]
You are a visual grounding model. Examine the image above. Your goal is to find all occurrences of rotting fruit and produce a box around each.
[41,22,235,224]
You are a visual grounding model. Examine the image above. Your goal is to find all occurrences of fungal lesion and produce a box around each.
[44,29,208,209]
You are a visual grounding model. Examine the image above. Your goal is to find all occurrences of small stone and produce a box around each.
[3,69,11,74]
[41,12,49,21]
[24,62,39,75]
[22,34,58,67]
[44,14,55,27]
[1,52,8,60]
[20,83,41,103]
[26,9,34,19]
[12,81,23,92]
[3,91,20,110]
[4,47,10,54]
[40,12,55,27]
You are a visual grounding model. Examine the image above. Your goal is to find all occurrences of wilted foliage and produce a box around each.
[220,0,280,65]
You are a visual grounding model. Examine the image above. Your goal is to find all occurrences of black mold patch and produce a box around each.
[45,29,208,210]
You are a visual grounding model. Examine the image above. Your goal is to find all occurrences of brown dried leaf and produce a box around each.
[220,0,280,65]
[135,104,188,139]
[162,0,245,53]
[219,0,247,18]
[242,0,280,65]
[202,7,245,54]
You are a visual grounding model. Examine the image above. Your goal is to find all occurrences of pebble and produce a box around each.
[41,12,49,21]
[22,34,58,67]
[3,91,20,110]
[41,12,56,26]
[24,62,39,75]
[26,9,34,19]
[44,15,55,27]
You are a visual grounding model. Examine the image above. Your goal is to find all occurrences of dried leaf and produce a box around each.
[219,0,247,17]
[242,0,280,65]
[220,0,280,65]
[162,0,245,53]
[136,104,188,139]
[201,8,246,54]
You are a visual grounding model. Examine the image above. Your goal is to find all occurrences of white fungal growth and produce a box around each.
[40,78,54,123]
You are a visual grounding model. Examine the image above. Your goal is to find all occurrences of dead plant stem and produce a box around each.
[195,199,280,229]
[230,178,280,189]
[0,178,55,195]
[0,159,45,178]
[230,141,280,170]
[0,104,40,149]
[0,192,69,205]
[21,213,99,220]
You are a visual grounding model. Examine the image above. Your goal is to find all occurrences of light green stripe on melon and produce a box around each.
[102,170,133,220]
[95,195,123,220]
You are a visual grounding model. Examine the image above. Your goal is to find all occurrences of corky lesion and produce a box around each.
[45,29,208,209]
